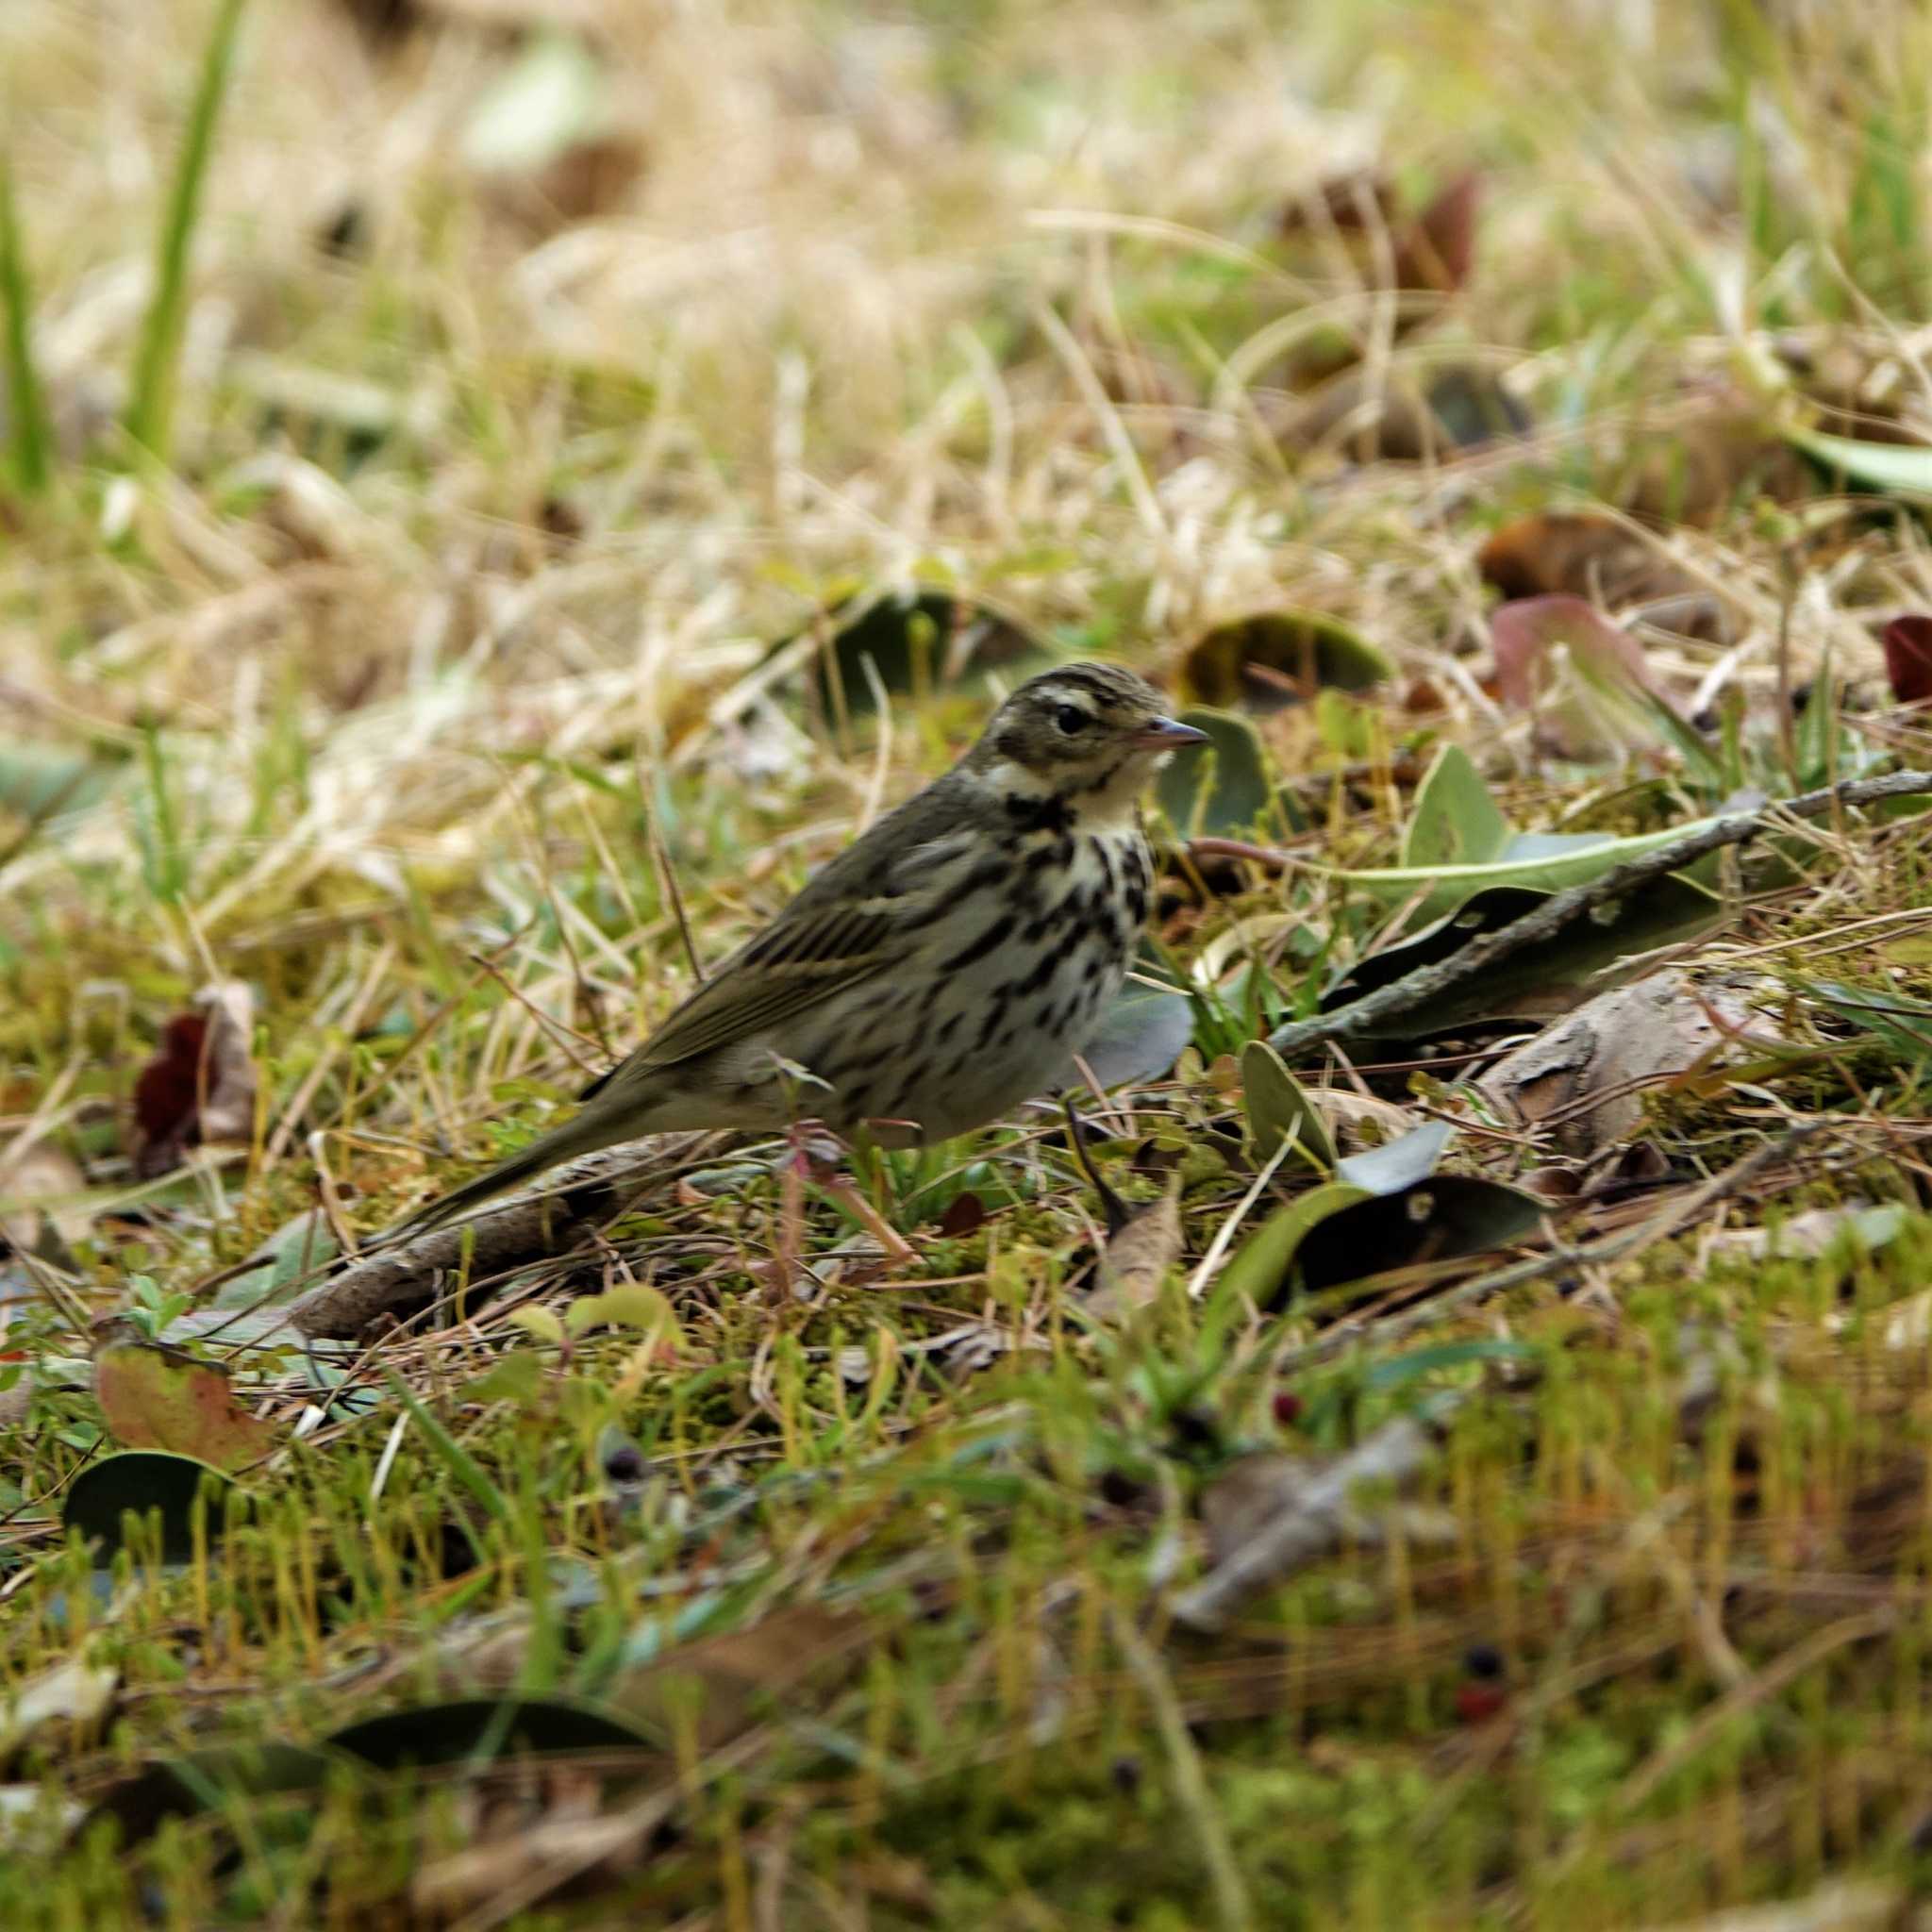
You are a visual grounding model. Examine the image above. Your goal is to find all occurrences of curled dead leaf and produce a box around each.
[1489,594,1671,762]
[1478,513,1701,615]
[129,983,258,1180]
[1087,1175,1184,1319]
[1882,615,1932,708]
[1477,974,1771,1158]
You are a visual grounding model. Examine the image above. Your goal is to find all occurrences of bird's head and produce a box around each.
[968,661,1207,823]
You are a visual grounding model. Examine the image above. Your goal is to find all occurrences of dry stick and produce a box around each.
[288,1141,702,1339]
[1265,769,1932,1063]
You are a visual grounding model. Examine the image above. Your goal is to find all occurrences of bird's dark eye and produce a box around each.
[1053,704,1089,735]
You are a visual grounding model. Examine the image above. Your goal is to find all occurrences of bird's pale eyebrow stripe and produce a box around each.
[941,911,1015,972]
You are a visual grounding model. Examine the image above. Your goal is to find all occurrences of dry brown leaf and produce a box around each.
[610,1605,874,1749]
[0,1657,119,1759]
[1478,974,1769,1158]
[1477,513,1701,614]
[0,1140,90,1259]
[1087,1176,1184,1319]
[129,983,258,1180]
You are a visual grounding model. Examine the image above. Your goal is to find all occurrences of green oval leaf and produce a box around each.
[1324,812,1724,919]
[1206,1182,1371,1325]
[1155,707,1271,837]
[1179,608,1393,713]
[1240,1041,1334,1172]
[62,1450,238,1565]
[1400,742,1509,869]
[1294,1175,1549,1299]
[326,1696,658,1772]
[75,1742,354,1851]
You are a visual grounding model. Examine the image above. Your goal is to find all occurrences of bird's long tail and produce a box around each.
[381,1111,636,1246]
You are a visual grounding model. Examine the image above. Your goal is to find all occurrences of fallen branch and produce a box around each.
[1168,1410,1445,1633]
[289,1142,690,1340]
[1267,768,1932,1062]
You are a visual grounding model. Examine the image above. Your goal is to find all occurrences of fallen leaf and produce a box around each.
[1325,874,1728,1037]
[1478,974,1771,1157]
[1882,614,1932,706]
[1241,1041,1334,1171]
[1291,1176,1548,1299]
[611,1605,874,1749]
[1153,708,1271,836]
[61,1450,240,1564]
[1391,171,1480,295]
[1619,400,1815,526]
[327,1697,656,1771]
[129,983,258,1180]
[1275,362,1527,463]
[1172,1413,1441,1631]
[1177,608,1391,714]
[1490,594,1663,761]
[91,1318,275,1472]
[1058,981,1197,1091]
[1200,1450,1459,1574]
[1087,1175,1184,1318]
[785,584,1041,724]
[1477,513,1701,614]
[77,1743,352,1852]
[0,1141,90,1280]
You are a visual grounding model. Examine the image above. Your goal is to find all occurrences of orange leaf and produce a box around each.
[92,1320,275,1472]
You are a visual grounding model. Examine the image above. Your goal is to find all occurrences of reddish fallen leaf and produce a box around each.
[1489,593,1669,760]
[1491,594,1650,709]
[91,1317,275,1472]
[129,985,258,1179]
[936,1191,987,1239]
[1391,170,1479,294]
[1276,168,1399,238]
[1456,1681,1508,1725]
[1882,614,1932,706]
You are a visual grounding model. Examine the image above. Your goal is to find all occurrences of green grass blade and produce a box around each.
[124,0,249,463]
[0,147,52,495]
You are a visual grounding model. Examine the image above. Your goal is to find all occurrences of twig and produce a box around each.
[288,1141,693,1339]
[1266,769,1932,1063]
[1168,1411,1443,1633]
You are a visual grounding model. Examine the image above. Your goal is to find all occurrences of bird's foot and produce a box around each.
[784,1121,917,1266]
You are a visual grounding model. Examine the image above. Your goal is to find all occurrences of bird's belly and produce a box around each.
[724,825,1150,1144]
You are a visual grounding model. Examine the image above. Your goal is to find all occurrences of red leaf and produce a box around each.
[1882,614,1932,706]
[1490,594,1651,709]
[131,1014,208,1166]
[92,1319,275,1472]
[128,987,258,1180]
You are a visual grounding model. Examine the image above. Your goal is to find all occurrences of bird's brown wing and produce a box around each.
[591,897,907,1087]
[577,790,986,1098]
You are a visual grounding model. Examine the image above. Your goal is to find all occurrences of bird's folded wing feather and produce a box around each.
[618,895,912,1074]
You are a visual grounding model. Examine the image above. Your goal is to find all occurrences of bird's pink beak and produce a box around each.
[1132,715,1210,750]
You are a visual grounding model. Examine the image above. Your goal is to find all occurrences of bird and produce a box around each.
[389,661,1207,1240]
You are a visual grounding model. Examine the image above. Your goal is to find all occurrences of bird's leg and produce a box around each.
[790,1122,917,1266]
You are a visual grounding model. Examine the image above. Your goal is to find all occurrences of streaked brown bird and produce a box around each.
[391,662,1204,1238]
